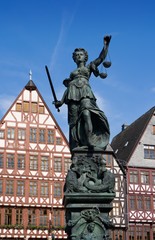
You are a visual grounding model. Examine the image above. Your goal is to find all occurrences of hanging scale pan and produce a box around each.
[99,72,107,79]
[103,61,112,68]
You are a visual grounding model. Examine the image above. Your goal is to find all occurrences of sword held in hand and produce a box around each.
[45,65,60,112]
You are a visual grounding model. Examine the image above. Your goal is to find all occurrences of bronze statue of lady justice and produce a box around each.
[46,35,112,152]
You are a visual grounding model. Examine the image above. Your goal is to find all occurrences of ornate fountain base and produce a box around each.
[63,148,115,240]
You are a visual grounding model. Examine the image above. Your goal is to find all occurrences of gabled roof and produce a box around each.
[111,106,155,166]
[0,79,69,147]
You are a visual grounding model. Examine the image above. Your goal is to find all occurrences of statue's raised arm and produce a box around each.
[89,35,111,78]
[93,35,111,66]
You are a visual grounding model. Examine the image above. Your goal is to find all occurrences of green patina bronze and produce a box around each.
[55,36,111,152]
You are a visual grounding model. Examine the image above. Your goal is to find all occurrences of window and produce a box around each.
[153,198,155,210]
[112,202,119,216]
[152,172,155,185]
[17,181,25,195]
[129,195,136,210]
[136,226,143,240]
[130,195,152,211]
[28,209,36,225]
[54,182,62,197]
[30,155,38,170]
[128,225,135,240]
[54,157,62,172]
[0,179,2,194]
[56,137,62,145]
[137,196,143,210]
[7,128,15,139]
[0,153,3,168]
[129,170,138,183]
[5,208,12,225]
[153,125,155,134]
[41,156,49,171]
[39,129,45,143]
[32,102,37,113]
[144,226,150,240]
[17,154,25,169]
[23,101,29,112]
[30,128,37,142]
[40,209,48,226]
[6,180,14,195]
[41,182,49,197]
[144,196,151,210]
[48,129,54,144]
[30,181,37,196]
[18,129,26,140]
[16,209,23,224]
[53,209,61,227]
[7,154,14,168]
[39,105,44,114]
[64,158,71,172]
[16,103,22,111]
[0,130,4,139]
[141,171,150,184]
[114,233,123,240]
[129,225,150,240]
[114,177,119,191]
[144,145,155,159]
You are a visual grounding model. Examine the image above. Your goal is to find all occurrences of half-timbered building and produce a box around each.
[0,76,72,239]
[111,106,155,240]
[104,146,127,240]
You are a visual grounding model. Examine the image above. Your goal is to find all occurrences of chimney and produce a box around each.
[122,124,128,131]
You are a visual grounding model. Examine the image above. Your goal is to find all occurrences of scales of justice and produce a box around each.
[46,35,115,240]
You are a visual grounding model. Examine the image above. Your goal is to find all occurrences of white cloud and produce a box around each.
[49,8,77,71]
[94,92,108,112]
[50,21,65,70]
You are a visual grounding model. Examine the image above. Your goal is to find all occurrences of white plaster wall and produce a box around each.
[129,115,155,168]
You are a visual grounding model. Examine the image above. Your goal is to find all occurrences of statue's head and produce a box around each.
[72,48,88,64]
[87,222,95,232]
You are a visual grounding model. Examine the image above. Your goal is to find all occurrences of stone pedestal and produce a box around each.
[63,148,115,240]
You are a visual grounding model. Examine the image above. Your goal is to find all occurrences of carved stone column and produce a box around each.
[63,149,115,240]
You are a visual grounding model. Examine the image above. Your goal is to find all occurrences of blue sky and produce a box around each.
[0,0,155,141]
